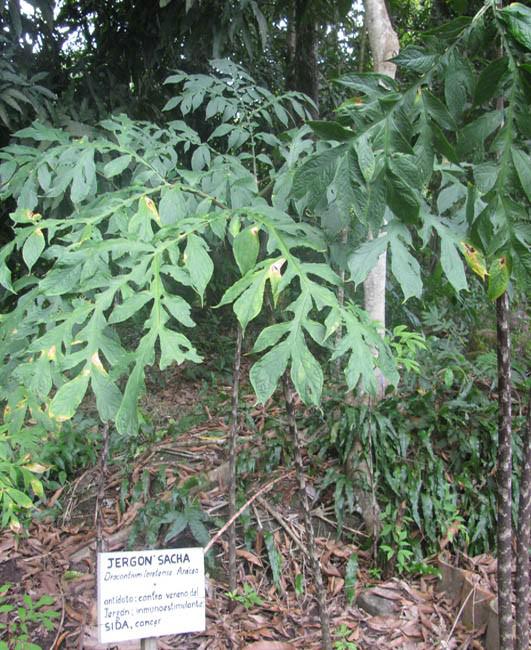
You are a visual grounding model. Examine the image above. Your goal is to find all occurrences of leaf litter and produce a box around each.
[0,365,508,649]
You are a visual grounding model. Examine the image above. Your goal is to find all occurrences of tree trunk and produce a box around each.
[342,0,400,542]
[515,389,530,650]
[496,291,514,650]
[286,0,319,116]
[363,0,400,398]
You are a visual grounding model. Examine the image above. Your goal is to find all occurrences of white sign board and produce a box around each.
[97,548,205,643]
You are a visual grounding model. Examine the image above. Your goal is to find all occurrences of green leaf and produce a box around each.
[233,226,260,275]
[290,337,323,406]
[162,294,195,327]
[474,162,498,193]
[291,146,346,208]
[344,553,358,605]
[393,46,436,73]
[103,154,132,178]
[6,489,33,509]
[354,134,375,183]
[209,123,234,139]
[49,373,90,422]
[191,144,211,171]
[250,341,290,403]
[347,235,389,286]
[335,72,398,95]
[70,148,95,204]
[499,3,531,50]
[422,90,456,130]
[216,272,255,307]
[22,229,45,271]
[163,513,188,543]
[159,328,201,369]
[252,322,290,353]
[487,256,510,301]
[184,234,213,302]
[228,127,250,150]
[108,292,152,324]
[423,15,472,39]
[115,362,144,434]
[264,530,283,587]
[308,121,355,141]
[273,102,289,126]
[440,237,468,293]
[457,111,503,157]
[430,121,460,164]
[188,518,210,547]
[159,186,187,225]
[37,164,51,191]
[473,58,508,106]
[233,270,267,331]
[444,51,474,120]
[29,357,52,400]
[91,363,122,422]
[512,148,531,201]
[386,172,420,223]
[389,230,422,300]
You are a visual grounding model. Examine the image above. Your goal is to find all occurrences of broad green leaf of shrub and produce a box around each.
[233,226,260,275]
[184,234,213,303]
[49,373,90,422]
[21,229,45,271]
[499,3,531,50]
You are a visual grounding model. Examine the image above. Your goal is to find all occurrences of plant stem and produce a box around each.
[496,291,513,650]
[515,388,530,650]
[282,374,332,650]
[228,323,243,596]
[95,422,110,554]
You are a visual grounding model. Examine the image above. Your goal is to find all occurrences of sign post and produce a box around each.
[97,547,205,644]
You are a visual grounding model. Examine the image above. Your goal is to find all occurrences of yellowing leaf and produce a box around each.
[461,242,488,280]
[24,463,48,473]
[267,258,285,306]
[144,196,160,222]
[487,256,510,301]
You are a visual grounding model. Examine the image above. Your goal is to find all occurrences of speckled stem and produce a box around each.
[228,324,243,596]
[282,374,332,650]
[496,292,514,650]
[515,389,530,650]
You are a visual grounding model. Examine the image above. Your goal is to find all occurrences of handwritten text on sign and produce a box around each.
[97,548,205,642]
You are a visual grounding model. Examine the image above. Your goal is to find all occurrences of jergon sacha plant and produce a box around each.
[0,59,398,530]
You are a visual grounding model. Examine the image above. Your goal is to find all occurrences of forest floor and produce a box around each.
[0,360,499,649]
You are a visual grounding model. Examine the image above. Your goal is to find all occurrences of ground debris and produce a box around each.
[0,387,499,649]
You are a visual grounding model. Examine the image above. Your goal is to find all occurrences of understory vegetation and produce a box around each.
[0,0,529,648]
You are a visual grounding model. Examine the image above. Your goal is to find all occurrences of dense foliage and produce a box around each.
[0,0,529,581]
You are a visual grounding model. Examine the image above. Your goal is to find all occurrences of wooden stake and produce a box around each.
[141,638,157,650]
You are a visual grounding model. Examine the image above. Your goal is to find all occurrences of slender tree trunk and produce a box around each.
[228,324,243,598]
[496,291,514,650]
[515,389,530,650]
[282,374,332,650]
[286,0,319,117]
[363,0,400,398]
[342,0,400,540]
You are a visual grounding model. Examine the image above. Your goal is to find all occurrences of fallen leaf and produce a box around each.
[237,549,263,567]
[243,641,296,650]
